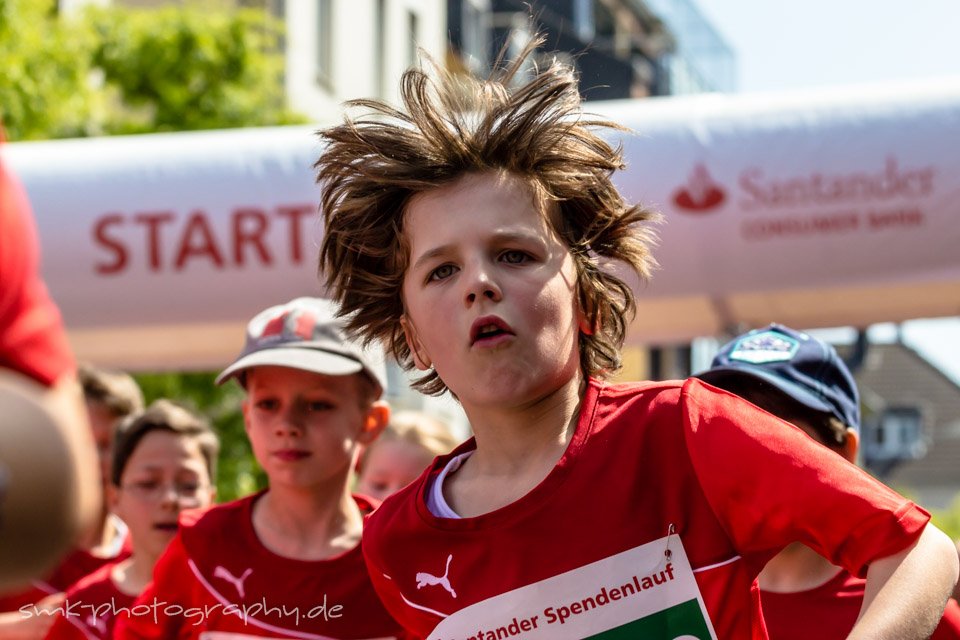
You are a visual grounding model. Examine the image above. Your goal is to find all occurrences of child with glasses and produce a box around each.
[43,399,218,640]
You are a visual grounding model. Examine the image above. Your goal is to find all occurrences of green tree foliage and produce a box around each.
[0,0,303,140]
[86,3,304,134]
[0,0,97,140]
[2,0,306,500]
[133,371,267,503]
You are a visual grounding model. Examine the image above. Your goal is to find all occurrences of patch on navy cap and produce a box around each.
[728,330,801,364]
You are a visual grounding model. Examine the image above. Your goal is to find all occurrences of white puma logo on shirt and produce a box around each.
[415,554,457,598]
[214,566,253,598]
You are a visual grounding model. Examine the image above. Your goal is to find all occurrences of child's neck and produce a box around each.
[448,371,585,517]
[111,556,153,597]
[758,542,845,593]
[252,484,363,561]
[82,511,123,557]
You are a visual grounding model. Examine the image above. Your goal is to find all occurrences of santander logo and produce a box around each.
[672,163,727,213]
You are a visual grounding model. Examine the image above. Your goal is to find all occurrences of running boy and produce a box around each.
[696,323,960,640]
[116,297,407,640]
[314,39,959,639]
[44,399,218,640]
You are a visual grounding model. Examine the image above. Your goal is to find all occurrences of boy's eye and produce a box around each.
[176,482,201,494]
[307,401,334,412]
[255,398,279,411]
[500,250,530,264]
[428,264,457,282]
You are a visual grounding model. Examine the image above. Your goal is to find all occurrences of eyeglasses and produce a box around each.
[119,480,209,503]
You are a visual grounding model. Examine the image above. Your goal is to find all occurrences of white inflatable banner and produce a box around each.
[4,78,960,367]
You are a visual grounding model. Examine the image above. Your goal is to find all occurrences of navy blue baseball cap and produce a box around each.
[696,323,860,431]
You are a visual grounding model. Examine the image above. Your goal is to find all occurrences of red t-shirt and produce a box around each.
[761,568,960,640]
[43,562,135,640]
[115,492,407,640]
[362,378,930,640]
[0,153,74,386]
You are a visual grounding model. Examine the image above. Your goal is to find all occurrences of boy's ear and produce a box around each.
[358,401,390,445]
[578,309,596,336]
[841,428,859,463]
[400,315,433,370]
[241,399,252,433]
[577,287,597,336]
[106,483,121,512]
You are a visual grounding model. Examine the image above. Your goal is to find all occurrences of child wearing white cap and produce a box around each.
[117,297,408,640]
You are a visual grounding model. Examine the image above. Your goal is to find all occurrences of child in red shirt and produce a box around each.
[314,36,959,639]
[44,400,218,640]
[697,323,960,639]
[116,297,407,640]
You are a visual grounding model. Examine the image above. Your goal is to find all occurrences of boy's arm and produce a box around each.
[850,524,959,640]
[682,380,955,628]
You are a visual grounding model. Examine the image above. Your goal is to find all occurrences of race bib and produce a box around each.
[426,534,717,640]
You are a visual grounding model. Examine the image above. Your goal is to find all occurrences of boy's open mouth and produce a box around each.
[470,317,514,345]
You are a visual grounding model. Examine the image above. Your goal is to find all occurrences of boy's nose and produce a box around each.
[275,408,305,435]
[464,263,502,305]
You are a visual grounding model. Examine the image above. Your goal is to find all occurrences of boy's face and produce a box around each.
[400,171,588,411]
[356,439,435,503]
[243,366,388,490]
[110,430,214,560]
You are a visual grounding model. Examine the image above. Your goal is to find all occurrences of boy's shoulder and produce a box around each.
[596,378,684,402]
[591,377,702,420]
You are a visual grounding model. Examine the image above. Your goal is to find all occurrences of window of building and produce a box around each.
[375,0,386,96]
[573,0,594,42]
[461,0,491,74]
[407,10,419,69]
[316,0,333,88]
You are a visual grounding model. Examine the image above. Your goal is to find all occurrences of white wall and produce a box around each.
[284,0,447,123]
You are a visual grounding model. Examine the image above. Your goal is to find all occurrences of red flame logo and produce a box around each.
[672,164,726,213]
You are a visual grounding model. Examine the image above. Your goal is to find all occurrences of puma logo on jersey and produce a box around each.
[416,554,457,598]
[214,566,253,598]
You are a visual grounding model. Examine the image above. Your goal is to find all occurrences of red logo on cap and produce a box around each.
[260,311,316,340]
[261,314,286,338]
[672,164,726,213]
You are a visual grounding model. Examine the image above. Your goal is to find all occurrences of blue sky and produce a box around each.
[695,0,960,93]
[690,0,960,383]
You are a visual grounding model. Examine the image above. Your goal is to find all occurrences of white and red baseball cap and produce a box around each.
[215,297,388,397]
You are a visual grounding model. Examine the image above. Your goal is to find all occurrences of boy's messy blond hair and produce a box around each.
[316,37,659,395]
